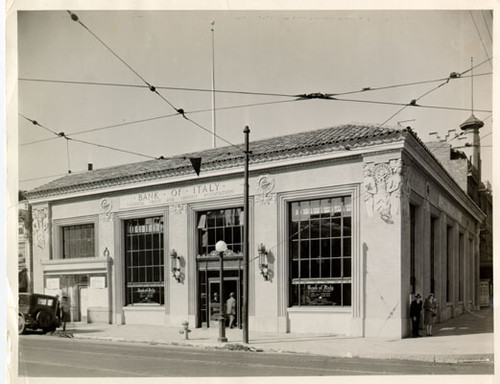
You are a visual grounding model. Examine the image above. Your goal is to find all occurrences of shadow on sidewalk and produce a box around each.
[432,307,493,337]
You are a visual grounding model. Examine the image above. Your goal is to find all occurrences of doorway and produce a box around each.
[198,268,242,328]
[208,277,240,328]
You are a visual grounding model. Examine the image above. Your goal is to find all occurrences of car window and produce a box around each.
[37,298,47,305]
[47,299,53,306]
[19,295,29,306]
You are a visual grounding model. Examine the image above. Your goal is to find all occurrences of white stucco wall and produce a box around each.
[28,142,482,338]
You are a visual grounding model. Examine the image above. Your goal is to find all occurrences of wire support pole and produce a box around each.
[243,125,250,344]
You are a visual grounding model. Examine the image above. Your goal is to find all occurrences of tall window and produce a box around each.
[430,217,437,294]
[459,233,464,302]
[289,197,352,307]
[62,224,95,259]
[446,225,453,302]
[410,205,416,293]
[124,217,164,305]
[197,208,243,255]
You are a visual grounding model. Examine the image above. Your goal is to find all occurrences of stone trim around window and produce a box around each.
[52,215,99,260]
[276,184,360,318]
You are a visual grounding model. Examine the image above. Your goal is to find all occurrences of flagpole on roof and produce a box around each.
[211,21,216,149]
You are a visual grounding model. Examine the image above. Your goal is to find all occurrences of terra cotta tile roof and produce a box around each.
[25,124,412,199]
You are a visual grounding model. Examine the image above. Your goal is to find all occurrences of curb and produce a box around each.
[70,333,493,364]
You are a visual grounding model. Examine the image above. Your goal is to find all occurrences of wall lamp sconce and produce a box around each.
[258,243,270,281]
[170,249,182,283]
[103,247,110,258]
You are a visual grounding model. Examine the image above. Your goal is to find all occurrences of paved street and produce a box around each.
[19,335,493,377]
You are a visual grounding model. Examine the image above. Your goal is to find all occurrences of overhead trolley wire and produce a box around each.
[19,71,492,99]
[329,98,491,114]
[481,10,493,43]
[374,59,492,128]
[68,137,158,159]
[469,11,492,68]
[20,114,159,160]
[19,99,300,147]
[67,10,246,154]
[19,114,61,137]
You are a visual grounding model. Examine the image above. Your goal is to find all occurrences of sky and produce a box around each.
[15,9,493,191]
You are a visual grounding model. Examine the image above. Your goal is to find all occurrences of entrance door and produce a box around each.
[79,286,88,323]
[198,269,241,328]
[208,278,240,328]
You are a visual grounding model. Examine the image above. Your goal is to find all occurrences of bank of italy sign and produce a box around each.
[119,181,242,209]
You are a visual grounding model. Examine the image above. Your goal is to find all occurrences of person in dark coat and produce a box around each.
[60,296,70,332]
[410,293,423,337]
[423,293,438,336]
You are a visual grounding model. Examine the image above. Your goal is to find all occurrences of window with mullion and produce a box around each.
[62,224,95,259]
[124,216,164,305]
[197,208,244,255]
[289,196,352,307]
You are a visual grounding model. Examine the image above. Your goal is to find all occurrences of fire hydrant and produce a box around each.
[179,321,191,340]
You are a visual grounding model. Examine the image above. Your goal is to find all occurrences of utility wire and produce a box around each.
[67,11,150,88]
[67,10,245,154]
[19,71,492,99]
[459,57,491,76]
[21,115,159,160]
[330,97,491,113]
[375,59,491,128]
[20,172,80,184]
[68,136,158,159]
[378,80,449,127]
[19,114,60,137]
[19,99,300,147]
[481,10,493,43]
[470,11,492,68]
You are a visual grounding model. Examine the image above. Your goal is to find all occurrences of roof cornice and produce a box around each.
[27,137,406,204]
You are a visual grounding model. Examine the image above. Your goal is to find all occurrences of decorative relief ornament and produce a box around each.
[32,207,49,249]
[100,198,113,221]
[363,159,409,223]
[169,204,187,215]
[256,175,276,205]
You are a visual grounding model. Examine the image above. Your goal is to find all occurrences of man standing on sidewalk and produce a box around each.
[226,292,236,329]
[410,293,423,337]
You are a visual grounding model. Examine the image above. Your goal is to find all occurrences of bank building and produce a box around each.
[24,124,484,339]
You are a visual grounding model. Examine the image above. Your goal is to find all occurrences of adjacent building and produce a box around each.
[23,124,484,338]
[426,112,493,306]
[18,195,32,293]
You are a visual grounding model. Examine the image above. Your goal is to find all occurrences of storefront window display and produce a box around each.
[124,216,164,305]
[289,197,352,306]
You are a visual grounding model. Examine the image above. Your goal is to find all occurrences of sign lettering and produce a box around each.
[120,181,241,209]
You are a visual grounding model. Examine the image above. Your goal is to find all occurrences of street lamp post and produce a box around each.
[243,126,250,344]
[215,240,228,342]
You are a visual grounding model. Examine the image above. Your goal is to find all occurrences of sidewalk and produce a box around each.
[61,307,494,364]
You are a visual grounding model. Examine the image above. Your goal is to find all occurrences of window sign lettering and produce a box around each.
[304,284,335,306]
[137,287,156,303]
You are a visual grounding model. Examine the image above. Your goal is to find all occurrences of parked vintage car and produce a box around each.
[18,293,61,334]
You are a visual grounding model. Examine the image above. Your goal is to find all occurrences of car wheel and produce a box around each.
[36,310,53,330]
[18,313,26,335]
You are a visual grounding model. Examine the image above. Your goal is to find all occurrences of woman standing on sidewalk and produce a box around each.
[423,293,438,336]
